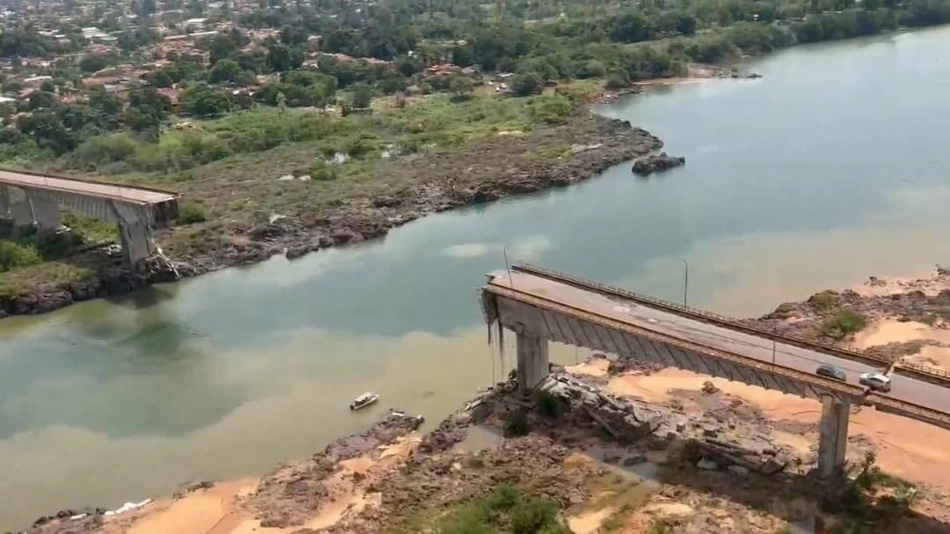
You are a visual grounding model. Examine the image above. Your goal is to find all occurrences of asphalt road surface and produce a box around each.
[490,271,948,414]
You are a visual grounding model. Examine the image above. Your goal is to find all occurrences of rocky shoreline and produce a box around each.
[0,115,664,318]
[19,270,950,532]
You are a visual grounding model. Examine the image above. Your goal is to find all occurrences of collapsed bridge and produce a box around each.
[0,167,179,263]
[479,263,950,479]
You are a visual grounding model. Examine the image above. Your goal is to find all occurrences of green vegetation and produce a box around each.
[400,484,573,534]
[809,290,841,312]
[822,451,919,531]
[821,308,869,339]
[1,0,950,296]
[60,92,575,175]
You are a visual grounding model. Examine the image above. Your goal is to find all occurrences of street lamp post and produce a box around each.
[679,258,689,307]
[772,327,777,366]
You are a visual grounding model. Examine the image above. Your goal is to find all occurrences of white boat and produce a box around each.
[350,392,379,411]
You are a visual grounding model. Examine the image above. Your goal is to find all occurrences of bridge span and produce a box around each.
[0,168,179,263]
[479,263,950,478]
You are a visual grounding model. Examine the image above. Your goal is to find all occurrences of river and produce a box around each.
[4,26,950,529]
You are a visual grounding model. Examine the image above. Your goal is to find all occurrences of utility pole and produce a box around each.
[680,258,689,307]
[772,327,777,366]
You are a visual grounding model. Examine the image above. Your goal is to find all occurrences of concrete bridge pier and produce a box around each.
[0,184,9,219]
[118,221,155,264]
[516,332,549,391]
[817,396,850,478]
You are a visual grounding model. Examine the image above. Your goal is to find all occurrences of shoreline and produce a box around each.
[21,268,950,533]
[1,115,668,319]
[0,62,753,320]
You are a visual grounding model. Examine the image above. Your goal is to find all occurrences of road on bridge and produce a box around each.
[0,168,176,204]
[490,271,949,415]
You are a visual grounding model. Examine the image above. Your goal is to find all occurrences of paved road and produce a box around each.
[0,169,176,204]
[490,271,949,414]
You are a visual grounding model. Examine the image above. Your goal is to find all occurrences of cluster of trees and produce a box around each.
[2,86,172,157]
[1,0,950,167]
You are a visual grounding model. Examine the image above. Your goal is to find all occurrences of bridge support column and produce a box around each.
[119,222,154,264]
[516,332,549,391]
[817,396,849,478]
[0,185,9,219]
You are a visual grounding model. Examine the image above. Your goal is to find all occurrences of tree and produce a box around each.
[266,43,304,72]
[79,54,110,73]
[573,59,606,79]
[350,83,373,109]
[26,91,56,111]
[208,59,248,84]
[180,85,231,117]
[449,75,475,98]
[509,72,543,96]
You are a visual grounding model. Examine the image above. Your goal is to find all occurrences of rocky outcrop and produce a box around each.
[632,152,686,176]
[0,256,194,318]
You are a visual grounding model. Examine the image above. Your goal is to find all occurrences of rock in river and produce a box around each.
[631,152,686,176]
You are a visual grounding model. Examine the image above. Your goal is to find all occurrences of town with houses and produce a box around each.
[0,0,483,133]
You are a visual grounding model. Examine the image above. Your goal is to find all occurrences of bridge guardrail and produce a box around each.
[483,284,865,401]
[510,263,950,382]
[486,283,950,429]
[866,393,950,428]
[895,361,950,383]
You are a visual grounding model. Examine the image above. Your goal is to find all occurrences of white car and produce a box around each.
[859,372,892,393]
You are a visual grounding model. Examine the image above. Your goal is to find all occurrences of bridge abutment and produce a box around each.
[817,396,850,478]
[516,332,549,391]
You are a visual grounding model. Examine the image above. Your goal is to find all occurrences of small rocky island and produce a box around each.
[631,152,686,176]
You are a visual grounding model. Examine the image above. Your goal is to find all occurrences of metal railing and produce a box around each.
[866,393,950,428]
[486,282,950,429]
[509,263,950,381]
[896,361,950,380]
[483,283,864,399]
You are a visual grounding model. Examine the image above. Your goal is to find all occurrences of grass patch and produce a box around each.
[399,484,572,534]
[178,203,208,225]
[820,309,869,339]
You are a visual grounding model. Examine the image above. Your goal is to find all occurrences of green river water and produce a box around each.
[3,26,950,529]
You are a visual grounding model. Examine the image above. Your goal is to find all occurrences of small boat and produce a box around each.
[350,392,379,411]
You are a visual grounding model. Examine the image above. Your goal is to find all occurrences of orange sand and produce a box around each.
[605,369,950,488]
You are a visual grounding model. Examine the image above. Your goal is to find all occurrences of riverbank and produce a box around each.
[0,112,666,317]
[0,60,758,319]
[22,269,950,533]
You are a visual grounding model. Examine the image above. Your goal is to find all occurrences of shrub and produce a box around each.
[821,309,868,339]
[605,71,630,89]
[503,411,530,437]
[70,133,141,168]
[178,203,207,225]
[527,95,572,125]
[510,499,560,534]
[308,161,338,181]
[808,290,839,311]
[0,241,42,272]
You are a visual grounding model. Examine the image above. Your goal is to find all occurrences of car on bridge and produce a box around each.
[815,364,847,382]
[859,372,892,392]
